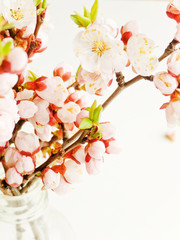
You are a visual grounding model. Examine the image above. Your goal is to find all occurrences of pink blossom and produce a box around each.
[15,156,35,175]
[53,62,73,82]
[16,89,34,101]
[33,98,50,125]
[74,26,127,74]
[86,158,103,175]
[34,123,52,142]
[166,99,180,127]
[127,34,158,76]
[18,100,38,119]
[80,69,113,95]
[0,112,15,142]
[94,17,119,38]
[0,98,19,123]
[4,147,21,168]
[101,122,116,140]
[75,110,89,128]
[72,145,86,163]
[121,20,139,45]
[5,167,23,187]
[153,72,178,95]
[64,160,85,183]
[86,141,105,160]
[0,73,18,96]
[105,140,121,154]
[167,50,180,76]
[42,168,60,190]
[36,77,68,107]
[57,102,81,123]
[54,177,72,195]
[7,47,28,74]
[15,131,40,156]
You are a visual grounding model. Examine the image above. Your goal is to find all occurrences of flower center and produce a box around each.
[92,40,109,57]
[10,8,24,21]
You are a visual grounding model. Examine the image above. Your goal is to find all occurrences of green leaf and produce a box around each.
[42,0,47,9]
[2,42,11,56]
[89,100,97,120]
[70,14,82,26]
[37,8,44,15]
[85,107,91,111]
[93,105,103,123]
[34,0,41,6]
[90,0,98,22]
[75,65,81,79]
[75,12,91,27]
[79,118,93,129]
[84,7,91,19]
[28,71,39,81]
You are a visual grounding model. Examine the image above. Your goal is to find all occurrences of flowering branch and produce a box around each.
[1,0,180,196]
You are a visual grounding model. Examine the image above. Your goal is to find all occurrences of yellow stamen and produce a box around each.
[10,8,24,21]
[92,40,110,57]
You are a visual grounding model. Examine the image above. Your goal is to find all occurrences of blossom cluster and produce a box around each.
[153,0,180,127]
[0,0,180,195]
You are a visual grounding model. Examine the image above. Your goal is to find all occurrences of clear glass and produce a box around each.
[0,181,75,240]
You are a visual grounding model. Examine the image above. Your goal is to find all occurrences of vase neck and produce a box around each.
[0,181,48,224]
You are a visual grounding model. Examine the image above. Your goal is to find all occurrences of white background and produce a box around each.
[31,1,180,240]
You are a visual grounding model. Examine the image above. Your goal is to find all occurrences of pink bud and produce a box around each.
[4,147,21,168]
[86,158,103,175]
[72,145,86,163]
[54,177,72,195]
[75,110,89,128]
[15,131,40,156]
[153,72,178,95]
[7,47,28,74]
[57,102,81,123]
[106,140,121,154]
[5,167,23,187]
[64,160,85,183]
[53,62,73,82]
[18,100,38,119]
[121,20,139,45]
[101,122,116,140]
[0,73,18,96]
[166,100,180,127]
[42,168,60,190]
[15,156,35,175]
[167,50,180,76]
[87,141,106,159]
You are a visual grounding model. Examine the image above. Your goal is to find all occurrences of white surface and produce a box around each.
[31,1,180,240]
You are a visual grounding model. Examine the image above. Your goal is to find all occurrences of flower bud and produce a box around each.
[5,167,23,187]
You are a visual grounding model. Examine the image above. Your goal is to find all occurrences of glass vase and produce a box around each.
[0,180,75,240]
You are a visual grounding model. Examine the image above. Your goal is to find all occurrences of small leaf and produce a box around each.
[75,12,91,27]
[85,107,91,111]
[84,7,91,19]
[93,105,103,123]
[28,71,39,81]
[2,42,11,56]
[37,8,44,15]
[89,100,97,120]
[70,14,82,26]
[79,118,93,129]
[34,0,41,6]
[90,0,98,22]
[42,0,47,9]
[75,65,81,79]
